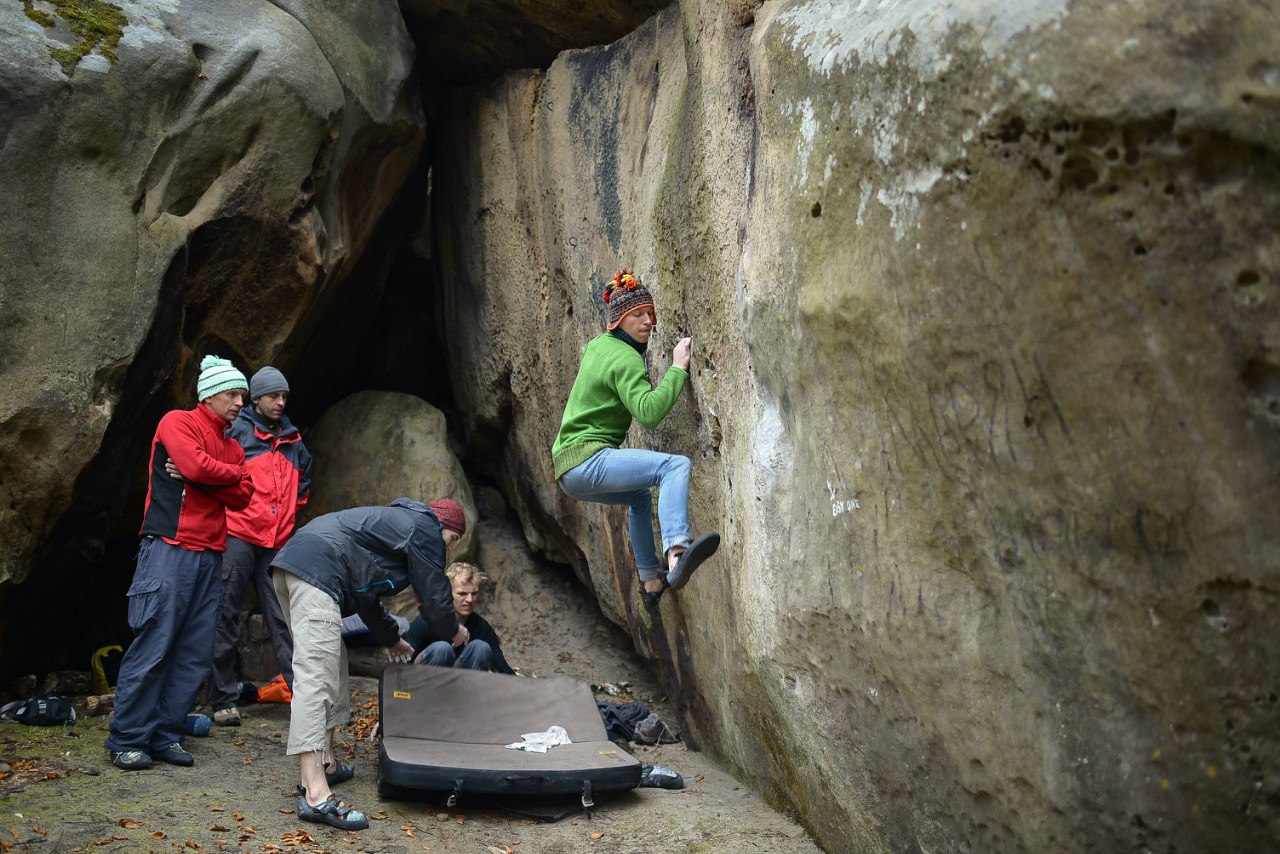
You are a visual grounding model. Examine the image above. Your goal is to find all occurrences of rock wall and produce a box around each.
[0,0,423,585]
[433,1,1280,851]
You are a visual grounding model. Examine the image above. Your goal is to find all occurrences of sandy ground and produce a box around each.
[0,488,823,853]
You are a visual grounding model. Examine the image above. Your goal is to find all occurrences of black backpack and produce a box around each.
[0,694,77,726]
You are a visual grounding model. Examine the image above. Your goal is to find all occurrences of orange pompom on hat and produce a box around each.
[603,269,656,330]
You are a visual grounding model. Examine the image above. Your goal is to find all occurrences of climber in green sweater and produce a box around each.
[552,269,720,611]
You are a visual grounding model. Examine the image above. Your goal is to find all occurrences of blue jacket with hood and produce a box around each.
[271,498,457,646]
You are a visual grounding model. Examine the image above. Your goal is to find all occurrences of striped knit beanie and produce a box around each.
[603,269,656,331]
[196,355,248,400]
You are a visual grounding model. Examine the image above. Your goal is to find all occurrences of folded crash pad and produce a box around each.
[378,664,641,805]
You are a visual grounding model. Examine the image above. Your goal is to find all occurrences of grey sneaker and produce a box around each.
[634,713,664,744]
[213,706,241,727]
[634,713,679,745]
[110,749,152,771]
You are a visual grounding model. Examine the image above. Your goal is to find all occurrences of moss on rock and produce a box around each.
[23,0,127,75]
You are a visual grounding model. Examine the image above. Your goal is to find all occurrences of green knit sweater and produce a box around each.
[552,332,689,478]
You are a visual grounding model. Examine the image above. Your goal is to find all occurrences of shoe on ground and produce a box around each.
[149,743,194,766]
[213,706,241,727]
[642,590,664,612]
[634,713,662,744]
[634,713,679,745]
[110,749,152,771]
[666,532,720,590]
[297,794,369,830]
[639,764,684,789]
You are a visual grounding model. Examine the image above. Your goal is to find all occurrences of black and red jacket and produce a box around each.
[225,406,313,549]
[139,404,254,551]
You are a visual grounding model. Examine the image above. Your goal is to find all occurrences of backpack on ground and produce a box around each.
[0,693,77,726]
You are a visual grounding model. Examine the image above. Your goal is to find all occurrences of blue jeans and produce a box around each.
[558,448,692,581]
[417,640,493,670]
[106,537,221,754]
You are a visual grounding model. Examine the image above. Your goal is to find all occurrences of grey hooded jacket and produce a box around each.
[271,497,456,646]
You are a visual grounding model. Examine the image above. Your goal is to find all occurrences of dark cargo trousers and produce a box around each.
[208,536,294,710]
[105,537,221,754]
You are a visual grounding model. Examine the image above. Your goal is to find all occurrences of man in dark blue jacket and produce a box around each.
[269,497,467,831]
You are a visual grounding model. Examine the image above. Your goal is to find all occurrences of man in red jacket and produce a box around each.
[106,356,255,771]
[209,366,313,727]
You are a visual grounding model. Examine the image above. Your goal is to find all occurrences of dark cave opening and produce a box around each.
[0,133,459,687]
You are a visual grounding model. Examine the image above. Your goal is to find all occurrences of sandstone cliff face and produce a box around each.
[433,1,1280,851]
[1,0,1275,850]
[0,1,423,584]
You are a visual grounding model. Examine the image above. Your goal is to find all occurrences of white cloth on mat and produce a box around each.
[505,725,572,753]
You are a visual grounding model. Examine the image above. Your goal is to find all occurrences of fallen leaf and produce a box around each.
[209,825,231,832]
[211,807,224,813]
[242,757,253,765]
[150,831,165,840]
[591,831,605,839]
[277,808,293,814]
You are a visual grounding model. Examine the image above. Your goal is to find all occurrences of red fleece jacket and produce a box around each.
[139,403,254,551]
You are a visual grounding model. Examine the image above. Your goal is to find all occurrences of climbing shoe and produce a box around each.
[297,794,369,830]
[666,532,720,590]
[639,764,684,789]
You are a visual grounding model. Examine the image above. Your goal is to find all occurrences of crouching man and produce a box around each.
[404,562,514,674]
[269,497,467,831]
